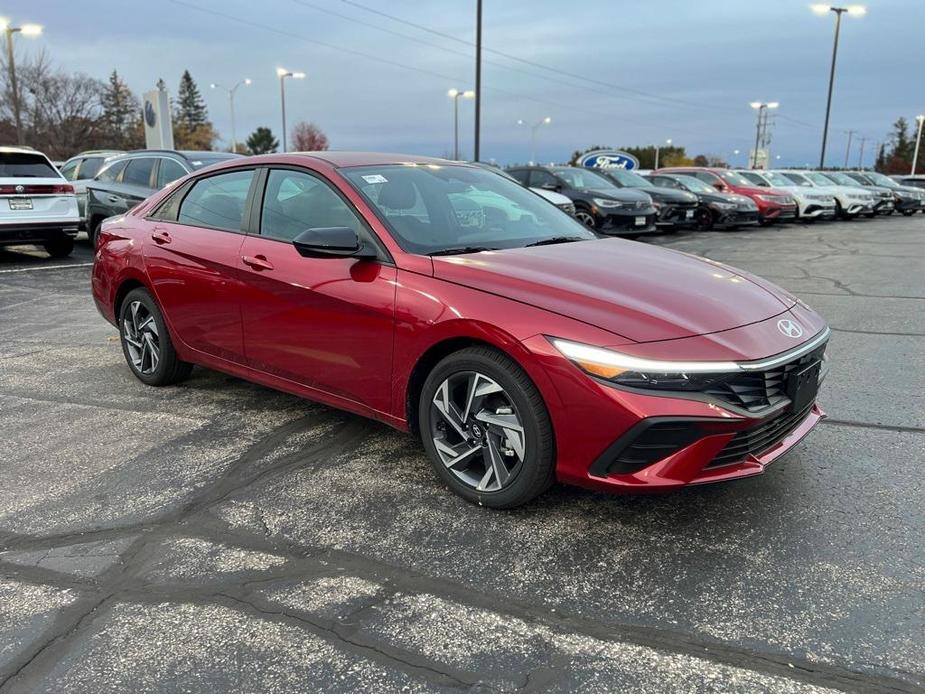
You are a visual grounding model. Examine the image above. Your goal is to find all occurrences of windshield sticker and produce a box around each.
[362,174,388,184]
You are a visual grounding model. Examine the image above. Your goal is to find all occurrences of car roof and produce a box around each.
[0,146,45,155]
[292,151,455,168]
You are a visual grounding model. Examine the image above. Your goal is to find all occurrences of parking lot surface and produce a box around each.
[1,218,923,693]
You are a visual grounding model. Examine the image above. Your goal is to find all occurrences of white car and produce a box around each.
[0,147,80,257]
[736,169,837,221]
[791,171,879,219]
[530,186,576,216]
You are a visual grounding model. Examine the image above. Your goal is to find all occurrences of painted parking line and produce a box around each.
[0,262,94,274]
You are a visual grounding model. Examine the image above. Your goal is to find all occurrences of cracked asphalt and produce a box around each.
[0,217,923,693]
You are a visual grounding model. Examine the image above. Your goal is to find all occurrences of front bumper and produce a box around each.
[757,203,798,222]
[655,203,698,228]
[713,207,759,228]
[596,207,658,235]
[0,221,80,245]
[799,201,837,219]
[893,197,923,213]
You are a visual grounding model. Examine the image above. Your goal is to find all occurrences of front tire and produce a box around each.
[574,208,598,230]
[119,287,193,386]
[43,237,74,258]
[418,347,555,509]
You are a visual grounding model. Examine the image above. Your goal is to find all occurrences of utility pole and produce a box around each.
[473,0,482,162]
[843,129,855,169]
[856,136,867,169]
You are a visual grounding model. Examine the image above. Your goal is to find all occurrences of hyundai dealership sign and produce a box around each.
[577,149,640,171]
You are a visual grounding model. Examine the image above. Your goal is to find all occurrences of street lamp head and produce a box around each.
[666,138,672,145]
[917,115,925,122]
[447,88,460,97]
[516,119,525,125]
[20,23,42,36]
[276,67,289,77]
[846,5,866,15]
[292,72,306,79]
[542,116,552,124]
[244,78,252,86]
[462,90,475,98]
[767,102,780,109]
[750,102,762,109]
[210,83,218,89]
[810,4,832,14]
[0,17,9,31]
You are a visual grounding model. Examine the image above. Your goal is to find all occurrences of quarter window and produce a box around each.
[260,169,364,242]
[122,158,156,187]
[178,169,255,232]
[156,158,188,188]
[529,170,559,188]
[59,160,79,180]
[96,159,128,182]
[79,157,105,180]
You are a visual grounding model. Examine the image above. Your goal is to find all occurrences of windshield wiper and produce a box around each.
[428,246,498,256]
[524,236,587,247]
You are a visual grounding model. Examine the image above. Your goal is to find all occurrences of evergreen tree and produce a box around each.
[100,70,139,149]
[246,127,279,154]
[874,143,886,172]
[174,70,208,130]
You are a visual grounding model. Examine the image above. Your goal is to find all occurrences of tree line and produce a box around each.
[0,49,328,159]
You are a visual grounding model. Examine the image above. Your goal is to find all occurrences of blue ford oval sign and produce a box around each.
[577,150,640,171]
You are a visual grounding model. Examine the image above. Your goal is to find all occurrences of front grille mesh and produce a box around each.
[708,402,815,468]
[704,343,826,413]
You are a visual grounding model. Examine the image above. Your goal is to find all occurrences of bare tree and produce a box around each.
[290,121,329,151]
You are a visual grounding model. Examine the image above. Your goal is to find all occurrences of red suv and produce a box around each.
[92,153,828,508]
[657,167,797,225]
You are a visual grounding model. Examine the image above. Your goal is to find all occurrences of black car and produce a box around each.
[506,165,656,237]
[85,149,242,244]
[645,173,760,230]
[844,171,925,216]
[596,168,699,230]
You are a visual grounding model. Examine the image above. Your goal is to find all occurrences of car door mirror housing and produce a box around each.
[541,182,560,191]
[713,182,726,191]
[292,227,377,259]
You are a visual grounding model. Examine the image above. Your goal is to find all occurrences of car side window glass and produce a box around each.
[156,158,188,188]
[122,158,156,187]
[260,169,365,242]
[80,157,104,180]
[178,169,255,232]
[693,172,717,185]
[507,169,529,185]
[59,160,78,180]
[529,170,558,188]
[96,159,128,182]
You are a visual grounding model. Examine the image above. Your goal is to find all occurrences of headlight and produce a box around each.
[713,202,736,210]
[550,338,738,390]
[756,194,788,203]
[593,197,623,208]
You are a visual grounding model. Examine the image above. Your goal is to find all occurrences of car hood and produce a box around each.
[530,187,572,205]
[431,239,794,343]
[641,186,698,204]
[582,187,652,203]
[730,185,791,197]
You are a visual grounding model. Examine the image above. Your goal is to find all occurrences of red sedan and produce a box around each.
[92,153,828,508]
[656,166,798,225]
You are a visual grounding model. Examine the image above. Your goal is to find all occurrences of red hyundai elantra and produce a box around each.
[92,153,829,508]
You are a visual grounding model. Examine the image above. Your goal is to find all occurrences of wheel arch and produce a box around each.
[113,276,149,324]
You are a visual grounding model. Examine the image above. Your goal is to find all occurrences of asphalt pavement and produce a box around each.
[0,217,923,693]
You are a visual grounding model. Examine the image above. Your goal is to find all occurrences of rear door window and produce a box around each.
[156,158,188,188]
[79,157,105,180]
[96,159,128,183]
[0,152,59,178]
[529,170,559,188]
[122,158,156,188]
[178,169,255,232]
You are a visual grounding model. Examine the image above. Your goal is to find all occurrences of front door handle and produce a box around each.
[151,228,171,244]
[107,195,120,203]
[242,254,274,271]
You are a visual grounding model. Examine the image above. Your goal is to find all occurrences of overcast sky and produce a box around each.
[7,0,922,166]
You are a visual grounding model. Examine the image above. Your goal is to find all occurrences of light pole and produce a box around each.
[276,68,305,152]
[0,18,42,146]
[211,78,251,154]
[733,149,741,166]
[811,4,866,168]
[843,129,855,169]
[912,115,924,175]
[749,102,778,169]
[447,88,474,160]
[654,138,672,170]
[517,117,551,165]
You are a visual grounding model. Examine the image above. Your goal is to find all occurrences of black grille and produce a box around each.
[704,343,826,413]
[602,421,705,475]
[707,402,815,468]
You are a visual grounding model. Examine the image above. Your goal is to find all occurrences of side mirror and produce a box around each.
[712,182,726,191]
[541,182,560,191]
[292,227,377,259]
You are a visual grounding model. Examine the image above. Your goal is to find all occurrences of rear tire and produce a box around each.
[89,216,104,247]
[418,346,555,509]
[43,237,74,258]
[118,287,193,386]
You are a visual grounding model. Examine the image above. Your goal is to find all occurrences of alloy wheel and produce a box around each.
[574,210,596,228]
[122,300,160,375]
[429,371,526,492]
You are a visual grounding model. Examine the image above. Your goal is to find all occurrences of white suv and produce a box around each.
[0,147,80,257]
[736,169,837,221]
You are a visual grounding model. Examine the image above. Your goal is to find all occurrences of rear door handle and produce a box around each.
[151,229,171,244]
[242,255,274,271]
[107,195,120,203]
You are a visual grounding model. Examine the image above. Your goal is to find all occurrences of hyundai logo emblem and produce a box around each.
[777,319,803,338]
[15,184,24,193]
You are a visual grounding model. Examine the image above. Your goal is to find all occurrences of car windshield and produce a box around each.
[0,152,59,178]
[863,171,899,188]
[822,172,857,186]
[343,163,595,255]
[805,172,834,186]
[551,167,618,191]
[782,172,813,187]
[672,175,714,194]
[738,171,770,186]
[763,171,796,188]
[718,170,753,186]
[603,169,652,187]
[186,153,240,170]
